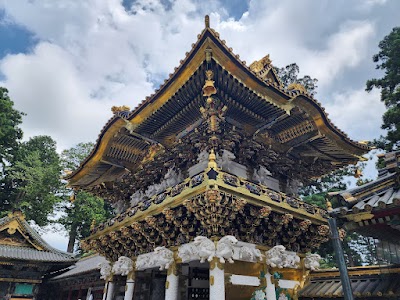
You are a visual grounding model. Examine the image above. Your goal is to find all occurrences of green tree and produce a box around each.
[0,87,24,170]
[300,164,378,268]
[0,136,62,226]
[366,27,400,150]
[59,191,110,253]
[300,165,359,197]
[59,142,111,253]
[276,63,318,95]
[60,142,93,171]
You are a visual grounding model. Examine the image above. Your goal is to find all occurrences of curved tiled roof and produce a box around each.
[65,17,370,188]
[0,213,76,263]
[330,150,400,215]
[50,254,106,280]
[301,265,400,298]
[0,245,75,262]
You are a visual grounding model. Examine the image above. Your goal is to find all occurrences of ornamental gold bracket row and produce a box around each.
[83,164,330,261]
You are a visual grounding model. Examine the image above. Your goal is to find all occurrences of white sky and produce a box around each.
[0,0,398,251]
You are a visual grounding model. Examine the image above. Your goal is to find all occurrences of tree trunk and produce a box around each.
[67,223,78,253]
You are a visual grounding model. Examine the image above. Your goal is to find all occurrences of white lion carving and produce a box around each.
[239,246,263,262]
[112,256,133,276]
[98,261,112,280]
[178,243,200,263]
[266,245,300,269]
[266,245,286,268]
[304,253,321,271]
[154,246,174,270]
[136,247,174,271]
[253,165,272,185]
[136,253,152,270]
[216,235,238,263]
[283,252,300,268]
[193,236,215,263]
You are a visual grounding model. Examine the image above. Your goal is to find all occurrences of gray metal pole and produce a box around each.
[328,217,354,300]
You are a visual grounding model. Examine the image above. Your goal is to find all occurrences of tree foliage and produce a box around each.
[300,164,378,268]
[59,190,110,253]
[366,27,400,150]
[59,142,112,253]
[0,87,24,170]
[0,136,62,226]
[60,142,93,171]
[300,165,359,197]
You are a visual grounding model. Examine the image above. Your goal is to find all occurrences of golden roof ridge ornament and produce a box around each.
[249,54,272,73]
[111,105,131,114]
[203,70,217,97]
[208,149,217,169]
[8,209,25,220]
[200,70,228,136]
[205,15,210,28]
[288,83,307,94]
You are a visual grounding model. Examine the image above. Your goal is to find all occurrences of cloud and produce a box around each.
[360,0,388,11]
[40,224,69,252]
[0,0,206,150]
[300,21,375,87]
[324,88,386,141]
[0,42,116,151]
[213,4,375,89]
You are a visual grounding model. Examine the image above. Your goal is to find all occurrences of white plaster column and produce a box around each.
[124,271,135,300]
[209,258,225,300]
[103,279,115,300]
[165,263,179,300]
[265,271,276,300]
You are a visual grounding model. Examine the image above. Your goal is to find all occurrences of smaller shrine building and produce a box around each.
[0,211,76,300]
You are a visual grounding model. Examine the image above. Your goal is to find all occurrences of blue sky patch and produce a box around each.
[219,0,249,20]
[0,9,36,59]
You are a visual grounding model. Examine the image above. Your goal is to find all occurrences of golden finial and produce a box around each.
[69,192,75,202]
[208,149,217,169]
[11,210,25,220]
[326,200,333,212]
[111,105,131,114]
[90,219,96,231]
[354,168,362,178]
[205,70,213,80]
[203,70,217,97]
[288,83,307,94]
[205,15,210,28]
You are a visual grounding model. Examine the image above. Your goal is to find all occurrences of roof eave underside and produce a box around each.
[67,28,370,188]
